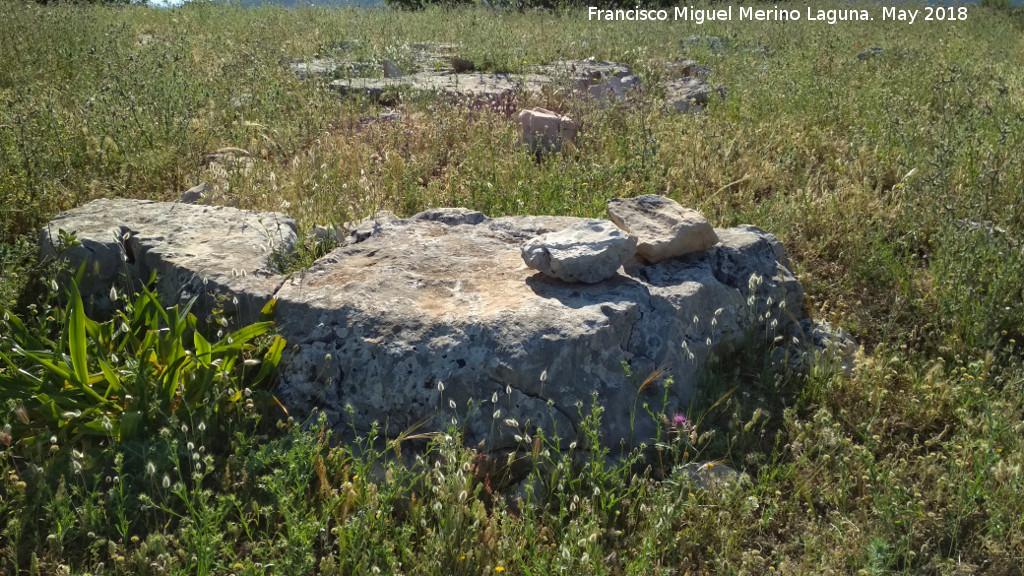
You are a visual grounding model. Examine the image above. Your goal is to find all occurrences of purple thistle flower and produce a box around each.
[672,413,690,429]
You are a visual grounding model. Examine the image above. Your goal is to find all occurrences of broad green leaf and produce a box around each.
[67,281,89,386]
[194,330,212,365]
[259,298,277,321]
[99,360,120,398]
[250,336,286,387]
[210,322,274,354]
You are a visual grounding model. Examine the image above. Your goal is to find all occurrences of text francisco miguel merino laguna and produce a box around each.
[588,5,924,24]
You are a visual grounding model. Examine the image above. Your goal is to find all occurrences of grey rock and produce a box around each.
[273,211,804,453]
[606,195,719,263]
[43,202,808,457]
[411,207,487,226]
[179,182,210,204]
[383,59,405,79]
[560,59,641,102]
[857,46,884,60]
[521,220,637,284]
[342,210,400,246]
[665,77,725,112]
[40,199,297,324]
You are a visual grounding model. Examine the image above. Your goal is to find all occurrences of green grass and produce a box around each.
[2,1,1024,574]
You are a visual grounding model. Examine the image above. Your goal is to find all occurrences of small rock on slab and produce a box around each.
[179,182,210,204]
[606,195,719,263]
[521,220,637,283]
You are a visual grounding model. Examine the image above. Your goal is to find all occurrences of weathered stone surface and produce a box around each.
[521,220,637,284]
[564,60,641,102]
[664,77,724,112]
[383,59,405,79]
[517,107,579,154]
[314,57,724,115]
[43,201,813,456]
[607,195,719,263]
[40,199,297,323]
[179,182,210,204]
[272,211,804,453]
[329,60,640,105]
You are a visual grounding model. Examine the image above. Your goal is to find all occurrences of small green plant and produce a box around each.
[0,276,285,446]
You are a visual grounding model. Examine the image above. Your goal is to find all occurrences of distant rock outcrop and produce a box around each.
[294,55,723,114]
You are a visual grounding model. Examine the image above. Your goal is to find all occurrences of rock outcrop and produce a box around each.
[272,212,803,452]
[42,199,824,455]
[311,57,720,113]
[40,199,297,323]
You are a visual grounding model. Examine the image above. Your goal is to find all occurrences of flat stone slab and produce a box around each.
[272,212,803,451]
[41,201,825,455]
[40,199,297,323]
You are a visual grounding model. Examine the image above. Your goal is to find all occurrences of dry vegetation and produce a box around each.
[1,1,1023,574]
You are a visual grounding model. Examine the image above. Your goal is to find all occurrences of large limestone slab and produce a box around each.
[40,200,816,454]
[272,211,803,452]
[40,199,297,323]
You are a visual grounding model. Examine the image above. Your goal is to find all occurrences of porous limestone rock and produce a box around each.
[516,107,579,154]
[606,195,719,263]
[272,211,804,453]
[42,201,819,456]
[664,77,725,112]
[520,219,637,283]
[40,199,297,323]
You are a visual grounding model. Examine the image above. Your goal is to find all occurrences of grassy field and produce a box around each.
[1,0,1024,574]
